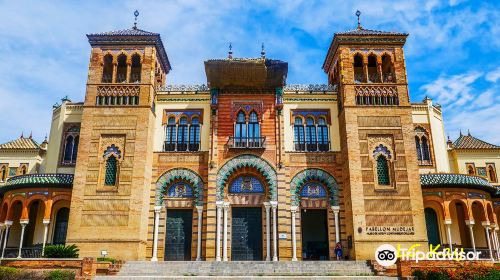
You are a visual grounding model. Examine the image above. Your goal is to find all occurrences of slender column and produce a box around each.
[363,61,368,83]
[0,223,4,253]
[331,206,340,243]
[196,206,203,261]
[270,201,278,261]
[264,202,271,261]
[222,202,230,261]
[482,222,493,261]
[465,220,476,254]
[215,201,223,261]
[494,227,500,260]
[377,62,383,83]
[17,220,29,259]
[1,221,12,259]
[151,206,162,261]
[112,63,117,83]
[126,63,132,82]
[445,219,453,251]
[42,219,50,256]
[290,206,298,261]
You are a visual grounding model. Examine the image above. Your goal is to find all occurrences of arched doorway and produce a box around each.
[290,169,340,261]
[53,208,69,245]
[425,208,441,246]
[154,168,204,261]
[448,200,470,247]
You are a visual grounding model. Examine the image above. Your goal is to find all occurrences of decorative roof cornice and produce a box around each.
[1,173,73,195]
[420,173,499,196]
[87,28,171,73]
[322,27,408,73]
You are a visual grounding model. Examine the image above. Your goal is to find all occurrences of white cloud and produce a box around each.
[486,67,500,83]
[421,70,500,144]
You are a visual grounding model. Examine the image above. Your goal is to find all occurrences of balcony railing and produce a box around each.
[294,141,330,152]
[163,142,200,152]
[418,159,433,166]
[227,137,266,149]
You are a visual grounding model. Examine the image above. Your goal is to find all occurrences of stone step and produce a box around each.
[95,277,397,280]
[109,261,378,277]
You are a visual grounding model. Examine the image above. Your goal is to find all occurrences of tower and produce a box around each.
[323,13,427,259]
[66,15,171,259]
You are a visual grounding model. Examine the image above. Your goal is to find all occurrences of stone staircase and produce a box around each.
[94,261,397,279]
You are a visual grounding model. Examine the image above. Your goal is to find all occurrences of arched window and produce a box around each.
[421,136,430,161]
[488,166,497,182]
[248,111,261,148]
[425,208,441,246]
[415,136,422,161]
[294,117,305,151]
[129,54,141,83]
[467,165,475,175]
[165,117,176,151]
[20,165,27,175]
[1,166,6,182]
[300,182,327,198]
[381,54,394,83]
[116,54,127,83]
[73,136,79,162]
[167,182,194,198]
[367,54,379,83]
[234,111,247,148]
[104,155,118,186]
[189,117,200,151]
[229,176,264,194]
[63,135,74,162]
[53,207,69,245]
[376,155,390,185]
[317,117,329,151]
[305,117,317,151]
[102,54,113,83]
[353,54,365,83]
[177,117,188,151]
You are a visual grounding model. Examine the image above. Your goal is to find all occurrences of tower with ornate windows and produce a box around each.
[322,14,427,259]
[66,21,171,259]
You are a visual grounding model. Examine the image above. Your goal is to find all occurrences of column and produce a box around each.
[17,220,29,259]
[331,206,340,243]
[264,202,271,261]
[465,220,476,253]
[270,201,278,261]
[42,219,50,256]
[445,219,453,251]
[215,201,223,261]
[112,63,117,83]
[196,206,203,261]
[222,202,230,261]
[0,223,4,253]
[482,222,493,261]
[363,61,368,83]
[126,62,132,83]
[151,206,162,261]
[1,221,12,259]
[494,227,500,260]
[290,206,298,261]
[377,62,383,83]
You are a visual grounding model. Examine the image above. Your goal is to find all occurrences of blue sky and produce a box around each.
[0,0,499,144]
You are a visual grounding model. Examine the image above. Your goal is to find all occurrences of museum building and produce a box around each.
[0,18,499,262]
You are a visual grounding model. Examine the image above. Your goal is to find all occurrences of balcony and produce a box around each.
[227,137,266,149]
[163,142,200,152]
[294,141,330,152]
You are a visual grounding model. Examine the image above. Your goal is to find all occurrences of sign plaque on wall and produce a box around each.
[365,226,415,235]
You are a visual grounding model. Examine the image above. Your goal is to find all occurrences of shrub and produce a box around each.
[44,244,79,258]
[96,257,116,264]
[412,266,500,280]
[45,269,75,280]
[0,266,45,280]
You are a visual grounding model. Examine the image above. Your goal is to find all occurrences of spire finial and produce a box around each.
[459,130,463,137]
[356,10,362,29]
[261,43,266,59]
[228,42,233,59]
[29,131,32,139]
[133,10,139,29]
[20,131,24,138]
[467,129,471,136]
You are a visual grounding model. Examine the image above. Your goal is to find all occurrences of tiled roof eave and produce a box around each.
[1,174,74,195]
[420,173,499,195]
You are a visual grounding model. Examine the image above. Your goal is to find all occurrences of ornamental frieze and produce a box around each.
[288,153,337,164]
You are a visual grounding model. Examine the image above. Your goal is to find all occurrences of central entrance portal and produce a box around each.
[165,209,192,261]
[231,207,262,260]
[301,209,329,260]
